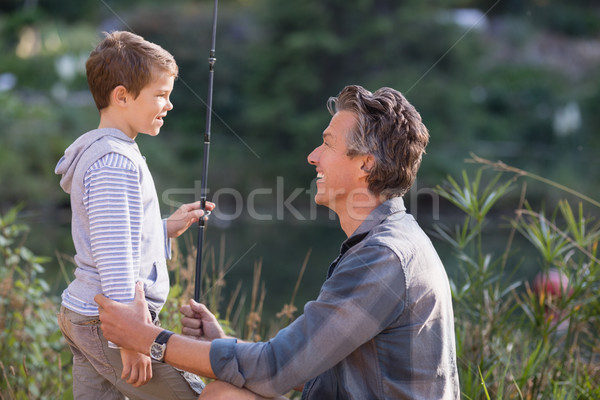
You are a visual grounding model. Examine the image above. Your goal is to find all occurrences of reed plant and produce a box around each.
[1,155,599,399]
[434,154,600,399]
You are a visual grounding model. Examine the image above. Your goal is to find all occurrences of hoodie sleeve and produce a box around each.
[84,152,142,304]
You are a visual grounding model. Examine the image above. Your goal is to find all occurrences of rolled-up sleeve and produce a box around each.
[209,339,246,387]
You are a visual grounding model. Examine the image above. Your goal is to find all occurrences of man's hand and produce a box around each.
[98,285,219,382]
[120,348,152,387]
[180,300,226,341]
[95,282,154,351]
[167,201,216,239]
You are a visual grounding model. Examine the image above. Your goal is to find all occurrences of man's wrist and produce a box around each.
[150,329,174,362]
[139,324,165,356]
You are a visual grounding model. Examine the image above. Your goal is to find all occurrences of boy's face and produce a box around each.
[122,69,175,138]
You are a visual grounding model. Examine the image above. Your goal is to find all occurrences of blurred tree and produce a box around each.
[476,0,600,37]
[239,0,487,188]
[1,0,599,293]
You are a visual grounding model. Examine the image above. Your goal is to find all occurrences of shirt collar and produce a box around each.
[327,197,406,278]
[350,197,406,239]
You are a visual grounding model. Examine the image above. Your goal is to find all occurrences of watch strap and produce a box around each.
[154,329,174,345]
[150,329,174,362]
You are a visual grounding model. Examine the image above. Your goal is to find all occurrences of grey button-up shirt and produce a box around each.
[210,197,460,399]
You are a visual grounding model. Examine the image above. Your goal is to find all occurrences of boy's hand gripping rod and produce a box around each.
[195,0,218,302]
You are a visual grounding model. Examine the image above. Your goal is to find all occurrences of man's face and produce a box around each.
[122,69,175,138]
[307,110,369,213]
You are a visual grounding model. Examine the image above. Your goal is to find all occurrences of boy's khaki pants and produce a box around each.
[58,306,204,400]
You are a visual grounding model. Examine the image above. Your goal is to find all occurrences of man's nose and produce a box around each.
[307,146,320,165]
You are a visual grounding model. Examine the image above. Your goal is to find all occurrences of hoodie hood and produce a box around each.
[55,128,136,194]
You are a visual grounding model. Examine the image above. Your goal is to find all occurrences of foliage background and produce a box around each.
[1,0,600,398]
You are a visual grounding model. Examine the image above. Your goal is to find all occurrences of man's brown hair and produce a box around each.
[86,31,178,110]
[328,85,430,199]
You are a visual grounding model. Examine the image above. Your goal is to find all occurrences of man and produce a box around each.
[96,85,460,399]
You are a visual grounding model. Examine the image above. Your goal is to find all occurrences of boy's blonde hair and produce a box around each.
[86,31,178,110]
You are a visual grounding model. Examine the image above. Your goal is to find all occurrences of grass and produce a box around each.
[1,156,599,399]
[434,154,600,399]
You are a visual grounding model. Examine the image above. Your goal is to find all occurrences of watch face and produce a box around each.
[150,342,165,360]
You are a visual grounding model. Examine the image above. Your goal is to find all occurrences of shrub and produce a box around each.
[0,205,72,400]
[3,155,600,399]
[434,155,600,399]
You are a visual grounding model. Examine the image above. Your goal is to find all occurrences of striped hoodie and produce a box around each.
[55,128,170,316]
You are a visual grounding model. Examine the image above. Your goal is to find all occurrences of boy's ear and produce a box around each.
[111,85,129,107]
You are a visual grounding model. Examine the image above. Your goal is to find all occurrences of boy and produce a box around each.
[55,31,211,399]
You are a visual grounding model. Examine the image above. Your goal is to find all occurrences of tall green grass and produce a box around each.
[1,157,599,398]
[434,154,600,399]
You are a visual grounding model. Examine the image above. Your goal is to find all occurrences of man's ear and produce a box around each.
[360,154,375,176]
[360,154,375,181]
[111,85,129,107]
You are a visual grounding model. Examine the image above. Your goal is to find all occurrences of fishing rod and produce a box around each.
[195,0,218,302]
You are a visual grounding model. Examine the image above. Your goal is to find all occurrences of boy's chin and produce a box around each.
[141,130,161,137]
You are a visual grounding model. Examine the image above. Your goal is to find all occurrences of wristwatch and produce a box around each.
[149,329,174,362]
